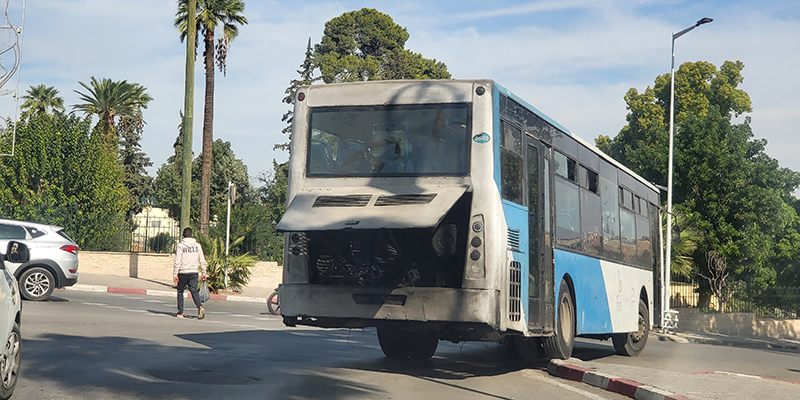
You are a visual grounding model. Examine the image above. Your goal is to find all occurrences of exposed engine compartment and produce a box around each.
[304,193,472,289]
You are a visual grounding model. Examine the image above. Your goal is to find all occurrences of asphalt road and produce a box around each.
[14,290,628,400]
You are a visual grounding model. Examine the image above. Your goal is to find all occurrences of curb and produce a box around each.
[547,359,692,400]
[64,284,267,304]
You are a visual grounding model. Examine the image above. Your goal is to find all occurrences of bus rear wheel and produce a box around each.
[612,299,650,357]
[377,327,438,360]
[543,280,575,360]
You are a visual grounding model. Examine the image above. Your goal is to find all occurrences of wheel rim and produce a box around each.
[0,330,19,390]
[25,272,51,297]
[631,312,646,343]
[559,295,573,343]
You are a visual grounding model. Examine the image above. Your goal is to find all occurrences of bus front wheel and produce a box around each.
[612,299,650,356]
[377,327,438,360]
[543,280,575,360]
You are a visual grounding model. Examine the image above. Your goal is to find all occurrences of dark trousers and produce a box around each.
[177,273,203,314]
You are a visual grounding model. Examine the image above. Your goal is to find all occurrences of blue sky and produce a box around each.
[2,0,799,185]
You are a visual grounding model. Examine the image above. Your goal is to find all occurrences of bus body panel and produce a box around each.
[554,249,653,334]
[279,284,499,326]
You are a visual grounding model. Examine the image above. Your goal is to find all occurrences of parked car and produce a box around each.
[0,240,26,399]
[0,219,79,301]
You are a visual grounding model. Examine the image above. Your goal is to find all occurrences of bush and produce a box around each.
[196,234,258,293]
[148,232,176,253]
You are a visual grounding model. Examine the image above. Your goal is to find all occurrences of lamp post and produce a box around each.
[665,17,713,321]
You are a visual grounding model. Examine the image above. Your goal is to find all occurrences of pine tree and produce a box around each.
[117,111,153,217]
[276,37,319,151]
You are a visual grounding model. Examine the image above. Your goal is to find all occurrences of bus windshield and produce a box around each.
[307,104,470,177]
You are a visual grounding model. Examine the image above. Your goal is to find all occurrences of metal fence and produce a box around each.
[670,282,800,319]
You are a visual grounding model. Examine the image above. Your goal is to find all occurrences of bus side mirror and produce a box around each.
[3,241,30,266]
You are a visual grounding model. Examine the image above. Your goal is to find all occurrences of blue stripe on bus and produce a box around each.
[553,249,613,334]
[502,200,529,318]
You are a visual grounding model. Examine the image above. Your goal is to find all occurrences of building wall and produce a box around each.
[78,251,282,289]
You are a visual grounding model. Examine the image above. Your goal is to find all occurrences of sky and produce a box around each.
[1,0,799,187]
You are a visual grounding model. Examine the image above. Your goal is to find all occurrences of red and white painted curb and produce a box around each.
[63,284,267,304]
[548,359,692,400]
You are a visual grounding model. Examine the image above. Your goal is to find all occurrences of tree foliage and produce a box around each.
[277,37,319,151]
[20,84,65,120]
[0,113,130,249]
[175,0,249,235]
[314,8,450,83]
[72,77,153,142]
[117,110,153,216]
[153,127,253,226]
[597,60,800,294]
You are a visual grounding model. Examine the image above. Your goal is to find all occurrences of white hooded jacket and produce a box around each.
[173,237,208,277]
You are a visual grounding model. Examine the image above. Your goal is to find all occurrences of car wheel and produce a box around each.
[0,322,20,400]
[19,267,55,301]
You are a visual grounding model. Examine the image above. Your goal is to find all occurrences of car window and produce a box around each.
[0,224,27,240]
[56,229,75,243]
[26,226,47,239]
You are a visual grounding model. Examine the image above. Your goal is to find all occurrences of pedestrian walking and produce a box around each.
[173,227,208,319]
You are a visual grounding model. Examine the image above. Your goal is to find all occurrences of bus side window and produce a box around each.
[500,121,524,205]
[600,175,621,261]
[555,178,580,250]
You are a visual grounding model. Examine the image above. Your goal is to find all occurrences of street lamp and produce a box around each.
[665,17,712,323]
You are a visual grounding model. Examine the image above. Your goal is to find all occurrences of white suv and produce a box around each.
[0,219,79,301]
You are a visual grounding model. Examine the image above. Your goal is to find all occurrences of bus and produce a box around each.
[276,79,664,360]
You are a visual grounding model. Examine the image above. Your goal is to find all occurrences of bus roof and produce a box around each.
[494,80,660,195]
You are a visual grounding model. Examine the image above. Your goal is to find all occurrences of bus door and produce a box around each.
[526,136,555,333]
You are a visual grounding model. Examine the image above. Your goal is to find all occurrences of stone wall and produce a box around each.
[78,251,282,289]
[677,307,800,340]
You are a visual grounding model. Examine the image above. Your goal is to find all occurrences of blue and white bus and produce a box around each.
[277,79,664,360]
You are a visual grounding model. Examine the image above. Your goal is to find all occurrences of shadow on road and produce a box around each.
[19,328,559,399]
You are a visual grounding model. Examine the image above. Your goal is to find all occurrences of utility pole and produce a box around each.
[180,0,196,231]
[225,181,236,287]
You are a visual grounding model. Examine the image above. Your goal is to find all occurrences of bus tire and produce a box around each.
[543,280,575,360]
[377,327,438,360]
[612,299,650,357]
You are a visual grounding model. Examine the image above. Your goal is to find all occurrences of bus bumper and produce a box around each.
[279,284,499,330]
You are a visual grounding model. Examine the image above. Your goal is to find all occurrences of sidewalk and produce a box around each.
[63,273,273,303]
[655,330,800,351]
[548,331,800,400]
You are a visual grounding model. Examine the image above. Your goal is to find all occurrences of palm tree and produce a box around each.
[175,0,248,235]
[20,84,65,119]
[72,77,153,141]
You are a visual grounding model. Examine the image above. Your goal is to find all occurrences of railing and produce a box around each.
[670,282,800,319]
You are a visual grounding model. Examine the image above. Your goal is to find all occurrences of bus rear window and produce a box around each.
[307,104,470,177]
